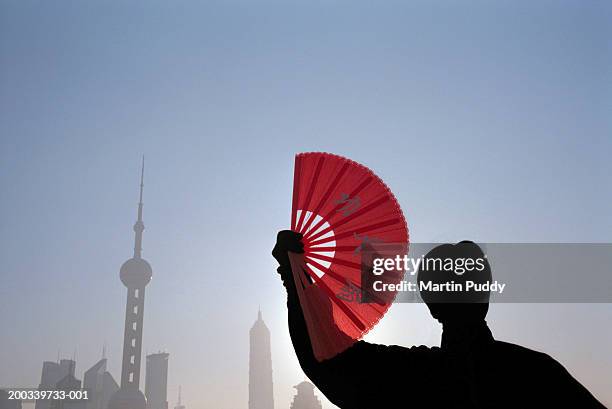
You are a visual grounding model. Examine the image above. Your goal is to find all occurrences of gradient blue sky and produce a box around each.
[1,1,611,408]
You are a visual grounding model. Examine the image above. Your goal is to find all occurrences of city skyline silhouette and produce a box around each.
[1,162,327,409]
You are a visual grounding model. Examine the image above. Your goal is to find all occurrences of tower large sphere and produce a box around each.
[120,257,152,287]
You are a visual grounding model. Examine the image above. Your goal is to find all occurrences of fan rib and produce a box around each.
[305,258,388,307]
[300,162,350,234]
[291,155,302,230]
[306,245,355,253]
[303,176,373,240]
[303,264,367,332]
[307,253,361,270]
[309,217,402,246]
[307,195,391,242]
[295,156,325,232]
[304,257,352,286]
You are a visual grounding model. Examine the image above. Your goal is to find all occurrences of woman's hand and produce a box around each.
[272,230,304,267]
[272,230,304,287]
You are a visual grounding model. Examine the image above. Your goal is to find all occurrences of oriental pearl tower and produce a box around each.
[109,158,152,409]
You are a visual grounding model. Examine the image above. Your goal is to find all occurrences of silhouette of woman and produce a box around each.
[273,230,605,409]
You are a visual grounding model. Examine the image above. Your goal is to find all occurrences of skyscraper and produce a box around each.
[289,382,322,409]
[109,159,153,409]
[83,357,119,409]
[51,364,85,409]
[58,360,77,379]
[248,310,274,409]
[35,360,75,409]
[144,353,169,409]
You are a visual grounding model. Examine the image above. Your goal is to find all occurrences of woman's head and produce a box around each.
[417,241,492,324]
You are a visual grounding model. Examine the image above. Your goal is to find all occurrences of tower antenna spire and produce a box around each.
[133,156,145,258]
[139,156,145,214]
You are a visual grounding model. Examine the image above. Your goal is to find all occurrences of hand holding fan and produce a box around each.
[288,152,409,361]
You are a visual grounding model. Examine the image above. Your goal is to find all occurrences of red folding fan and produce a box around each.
[288,152,409,361]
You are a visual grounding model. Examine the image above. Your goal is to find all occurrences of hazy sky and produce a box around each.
[1,1,611,408]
